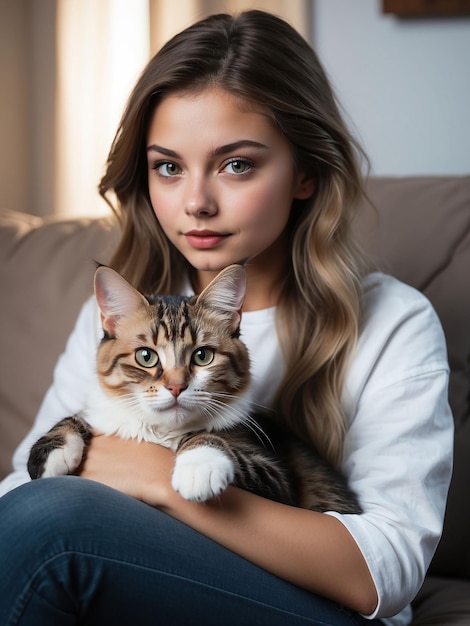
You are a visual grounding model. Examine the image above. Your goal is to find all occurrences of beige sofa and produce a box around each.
[1,176,469,624]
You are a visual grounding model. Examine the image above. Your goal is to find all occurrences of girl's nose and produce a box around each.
[184,177,217,218]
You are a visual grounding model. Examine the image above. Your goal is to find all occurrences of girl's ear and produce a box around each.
[293,171,315,200]
[94,266,148,337]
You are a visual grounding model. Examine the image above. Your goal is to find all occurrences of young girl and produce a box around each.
[0,10,453,626]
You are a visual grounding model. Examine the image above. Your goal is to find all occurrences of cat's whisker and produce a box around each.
[240,416,274,449]
[200,402,249,431]
[206,390,274,415]
[194,395,274,449]
[198,398,245,423]
[111,396,144,411]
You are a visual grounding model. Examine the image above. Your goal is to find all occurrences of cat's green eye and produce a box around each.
[135,348,159,368]
[192,347,215,367]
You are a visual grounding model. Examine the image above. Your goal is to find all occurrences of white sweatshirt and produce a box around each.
[0,272,453,626]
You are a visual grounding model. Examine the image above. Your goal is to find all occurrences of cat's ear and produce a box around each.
[196,264,246,331]
[94,266,148,337]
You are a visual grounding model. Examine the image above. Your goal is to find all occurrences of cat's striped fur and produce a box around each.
[27,265,361,514]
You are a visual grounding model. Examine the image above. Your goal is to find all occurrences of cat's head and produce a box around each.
[93,265,251,433]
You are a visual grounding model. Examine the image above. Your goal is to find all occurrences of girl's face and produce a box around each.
[146,87,313,292]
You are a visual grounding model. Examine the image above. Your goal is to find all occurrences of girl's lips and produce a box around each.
[184,230,229,250]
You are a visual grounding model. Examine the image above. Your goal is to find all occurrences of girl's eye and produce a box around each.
[192,347,215,367]
[153,162,182,177]
[223,159,252,175]
[135,348,159,368]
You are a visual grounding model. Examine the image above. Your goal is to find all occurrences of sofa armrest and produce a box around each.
[0,209,119,478]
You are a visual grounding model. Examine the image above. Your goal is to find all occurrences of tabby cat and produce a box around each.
[27,264,361,514]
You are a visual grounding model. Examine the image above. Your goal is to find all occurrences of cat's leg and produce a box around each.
[27,416,93,479]
[172,430,294,504]
[172,433,237,502]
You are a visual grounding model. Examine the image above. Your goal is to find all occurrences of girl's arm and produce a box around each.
[81,433,378,615]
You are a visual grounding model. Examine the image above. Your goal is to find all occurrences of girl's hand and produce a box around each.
[79,433,175,507]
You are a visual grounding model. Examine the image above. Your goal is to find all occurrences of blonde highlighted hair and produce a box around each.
[99,10,368,468]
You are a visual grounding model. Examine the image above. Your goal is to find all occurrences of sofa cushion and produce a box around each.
[355,176,470,427]
[0,209,119,478]
[412,576,470,625]
[354,176,470,580]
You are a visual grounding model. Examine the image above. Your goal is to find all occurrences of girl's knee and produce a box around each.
[0,477,115,549]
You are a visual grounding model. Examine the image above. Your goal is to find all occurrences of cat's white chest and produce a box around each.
[82,384,185,450]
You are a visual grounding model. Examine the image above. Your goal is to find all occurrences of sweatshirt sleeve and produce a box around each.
[327,274,454,623]
[0,297,101,497]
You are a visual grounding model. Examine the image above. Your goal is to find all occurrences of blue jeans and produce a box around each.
[0,477,383,625]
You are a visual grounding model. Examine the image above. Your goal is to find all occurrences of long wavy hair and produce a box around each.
[99,10,368,468]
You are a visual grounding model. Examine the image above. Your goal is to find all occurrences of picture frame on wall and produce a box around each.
[383,0,470,16]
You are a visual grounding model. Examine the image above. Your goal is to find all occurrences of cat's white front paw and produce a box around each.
[42,433,85,477]
[172,446,234,502]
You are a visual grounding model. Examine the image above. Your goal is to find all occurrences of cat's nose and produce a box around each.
[166,383,187,398]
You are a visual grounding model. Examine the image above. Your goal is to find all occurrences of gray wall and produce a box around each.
[312,0,470,175]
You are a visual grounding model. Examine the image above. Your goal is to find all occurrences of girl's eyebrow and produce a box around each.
[147,144,179,158]
[146,140,269,159]
[213,140,269,156]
